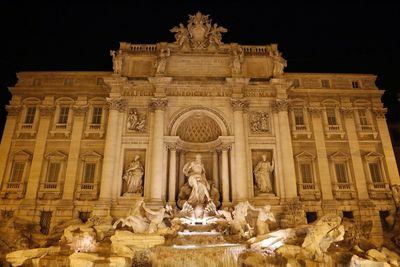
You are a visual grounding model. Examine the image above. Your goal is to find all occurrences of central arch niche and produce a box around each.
[176,114,222,143]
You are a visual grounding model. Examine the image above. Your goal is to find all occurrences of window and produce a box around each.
[358,110,368,126]
[24,107,36,124]
[321,79,331,88]
[300,163,313,184]
[342,211,354,219]
[46,162,61,182]
[351,81,360,88]
[79,211,91,223]
[293,108,305,126]
[92,107,102,125]
[335,163,348,183]
[306,212,317,224]
[369,162,382,183]
[326,108,337,125]
[83,163,96,183]
[10,162,25,182]
[40,211,52,235]
[58,107,69,124]
[292,79,300,88]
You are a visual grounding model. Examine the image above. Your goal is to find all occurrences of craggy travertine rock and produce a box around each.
[6,246,60,266]
[111,230,164,259]
[69,252,105,267]
[366,249,387,262]
[350,255,390,267]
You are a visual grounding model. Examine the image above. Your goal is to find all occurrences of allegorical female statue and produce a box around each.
[122,155,144,195]
[253,154,274,193]
[182,154,211,206]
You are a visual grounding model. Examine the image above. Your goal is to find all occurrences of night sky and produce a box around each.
[0,1,399,137]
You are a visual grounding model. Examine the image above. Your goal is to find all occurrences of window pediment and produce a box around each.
[295,151,315,160]
[364,151,384,160]
[329,151,349,161]
[80,151,103,160]
[13,150,32,160]
[45,151,68,160]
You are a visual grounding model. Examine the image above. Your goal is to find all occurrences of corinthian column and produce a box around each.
[231,99,249,201]
[98,97,125,202]
[219,144,231,205]
[147,98,168,205]
[0,105,20,188]
[167,144,177,205]
[373,108,400,185]
[272,99,297,199]
[25,105,55,200]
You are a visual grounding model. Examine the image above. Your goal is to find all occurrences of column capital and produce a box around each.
[5,105,22,116]
[106,97,126,112]
[72,105,89,116]
[230,98,249,112]
[39,105,56,116]
[372,108,387,118]
[216,143,232,152]
[307,106,322,117]
[149,97,168,111]
[340,107,354,118]
[165,143,181,151]
[271,99,289,113]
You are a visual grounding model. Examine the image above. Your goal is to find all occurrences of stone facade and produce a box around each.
[0,12,399,244]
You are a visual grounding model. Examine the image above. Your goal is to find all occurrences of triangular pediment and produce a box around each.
[13,150,32,160]
[329,151,349,160]
[295,151,315,160]
[364,151,384,160]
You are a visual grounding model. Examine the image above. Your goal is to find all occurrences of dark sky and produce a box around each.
[0,1,399,136]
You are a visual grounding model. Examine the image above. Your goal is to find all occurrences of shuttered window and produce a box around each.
[335,163,347,183]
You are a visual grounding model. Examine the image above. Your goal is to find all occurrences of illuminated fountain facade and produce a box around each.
[1,11,400,266]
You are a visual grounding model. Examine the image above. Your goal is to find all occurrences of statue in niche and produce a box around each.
[253,154,275,193]
[110,50,122,74]
[127,109,146,132]
[250,112,270,133]
[154,48,170,75]
[170,23,190,47]
[122,155,144,195]
[392,185,400,208]
[231,47,244,75]
[182,154,211,206]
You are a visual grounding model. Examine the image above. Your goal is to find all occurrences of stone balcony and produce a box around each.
[297,182,321,200]
[332,182,357,200]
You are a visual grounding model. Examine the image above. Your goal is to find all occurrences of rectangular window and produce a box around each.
[58,107,69,124]
[24,107,36,124]
[335,163,348,183]
[10,162,25,182]
[293,108,305,126]
[46,162,61,182]
[321,79,331,88]
[300,163,313,184]
[91,107,102,125]
[326,108,337,125]
[40,211,52,235]
[83,163,96,183]
[352,81,360,88]
[358,110,369,126]
[369,162,382,183]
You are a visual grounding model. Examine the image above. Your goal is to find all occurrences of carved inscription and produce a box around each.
[167,55,230,76]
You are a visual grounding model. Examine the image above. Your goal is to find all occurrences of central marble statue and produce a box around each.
[182,154,211,206]
[177,154,220,209]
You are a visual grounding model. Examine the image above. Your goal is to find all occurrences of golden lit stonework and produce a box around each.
[0,11,399,267]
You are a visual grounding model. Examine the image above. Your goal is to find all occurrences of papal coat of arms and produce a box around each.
[170,11,227,50]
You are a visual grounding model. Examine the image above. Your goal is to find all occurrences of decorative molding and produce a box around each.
[307,107,322,117]
[39,105,56,116]
[106,97,126,112]
[149,98,168,111]
[340,107,354,118]
[72,105,89,116]
[271,99,289,113]
[230,98,249,112]
[127,108,146,132]
[372,108,387,118]
[5,105,22,116]
[249,111,270,133]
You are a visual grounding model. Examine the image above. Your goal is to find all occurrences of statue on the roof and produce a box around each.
[170,11,228,50]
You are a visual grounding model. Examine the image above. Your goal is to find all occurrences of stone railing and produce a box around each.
[120,43,157,53]
[242,45,269,54]
[7,182,21,189]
